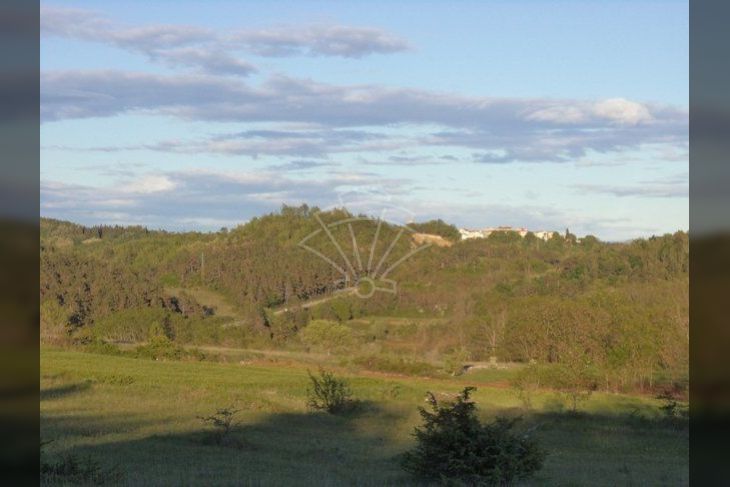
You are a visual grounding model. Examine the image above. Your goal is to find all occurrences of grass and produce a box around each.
[164,286,242,319]
[41,348,688,486]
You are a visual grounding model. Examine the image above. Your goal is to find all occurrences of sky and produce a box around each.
[40,1,688,241]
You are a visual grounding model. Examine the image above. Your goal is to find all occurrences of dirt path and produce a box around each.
[194,344,331,361]
[165,282,357,320]
[270,287,358,315]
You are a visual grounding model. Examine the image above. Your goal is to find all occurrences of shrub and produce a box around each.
[197,406,240,446]
[299,320,354,354]
[329,299,354,322]
[402,387,545,485]
[352,354,438,377]
[443,348,470,376]
[656,389,689,427]
[306,369,355,414]
[133,336,182,360]
[543,363,597,413]
[92,308,170,343]
[133,336,205,361]
[41,440,122,484]
[511,363,544,410]
[81,340,122,356]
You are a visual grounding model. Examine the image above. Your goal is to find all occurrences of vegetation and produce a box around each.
[197,406,241,446]
[402,387,545,485]
[41,440,122,485]
[38,206,689,483]
[132,335,206,362]
[407,219,462,242]
[306,369,355,414]
[299,320,354,354]
[40,206,688,397]
[41,349,688,485]
[656,389,689,424]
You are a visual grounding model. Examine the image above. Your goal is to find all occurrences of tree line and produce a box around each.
[40,206,688,392]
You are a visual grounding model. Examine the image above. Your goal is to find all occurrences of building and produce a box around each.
[458,226,557,241]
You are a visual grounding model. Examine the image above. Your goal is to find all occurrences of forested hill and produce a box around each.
[40,205,688,392]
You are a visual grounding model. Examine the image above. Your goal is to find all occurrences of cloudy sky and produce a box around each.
[40,1,688,240]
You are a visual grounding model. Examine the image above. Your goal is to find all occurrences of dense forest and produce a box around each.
[40,205,689,393]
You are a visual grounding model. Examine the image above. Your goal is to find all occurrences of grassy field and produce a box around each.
[41,349,688,486]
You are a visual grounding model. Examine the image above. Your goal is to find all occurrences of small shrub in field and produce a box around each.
[41,440,122,484]
[381,382,403,399]
[306,369,355,414]
[544,363,596,413]
[402,387,545,485]
[197,406,240,446]
[443,348,470,376]
[133,336,205,361]
[352,354,438,376]
[82,340,122,356]
[656,389,689,426]
[511,363,543,410]
[134,336,182,360]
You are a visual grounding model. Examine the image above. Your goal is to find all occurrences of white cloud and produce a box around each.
[121,175,176,194]
[524,105,587,124]
[40,168,409,230]
[572,176,688,198]
[593,98,653,125]
[230,24,410,58]
[41,70,687,163]
[41,4,409,78]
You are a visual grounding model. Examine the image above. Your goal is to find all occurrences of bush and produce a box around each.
[443,348,470,376]
[41,440,122,484]
[352,354,438,377]
[511,363,544,410]
[656,389,689,427]
[81,339,122,356]
[402,387,545,485]
[544,363,597,413]
[197,406,241,446]
[133,336,206,361]
[306,369,355,414]
[299,320,354,354]
[92,308,171,343]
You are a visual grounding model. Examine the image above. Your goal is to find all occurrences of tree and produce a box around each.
[402,387,545,485]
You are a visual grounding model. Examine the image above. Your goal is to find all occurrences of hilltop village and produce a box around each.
[458,226,557,241]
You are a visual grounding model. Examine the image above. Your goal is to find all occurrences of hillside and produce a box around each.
[40,205,689,393]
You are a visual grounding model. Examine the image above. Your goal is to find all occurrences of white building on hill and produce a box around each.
[458,226,557,241]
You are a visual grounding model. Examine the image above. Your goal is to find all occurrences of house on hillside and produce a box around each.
[458,226,557,241]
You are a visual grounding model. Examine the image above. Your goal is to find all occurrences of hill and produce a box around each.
[40,205,689,393]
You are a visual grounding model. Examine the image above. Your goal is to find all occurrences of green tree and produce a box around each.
[402,387,545,485]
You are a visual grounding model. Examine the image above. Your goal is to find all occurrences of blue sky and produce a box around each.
[40,1,688,240]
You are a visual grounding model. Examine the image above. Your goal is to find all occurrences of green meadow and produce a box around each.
[41,349,688,486]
